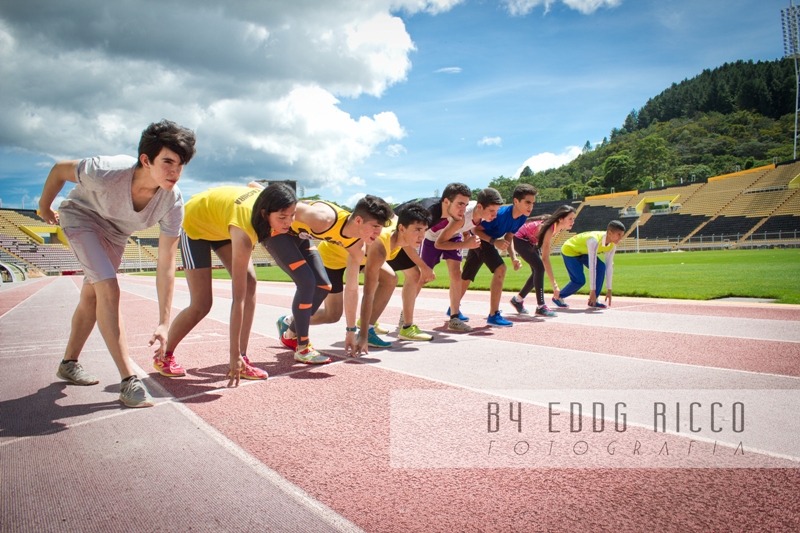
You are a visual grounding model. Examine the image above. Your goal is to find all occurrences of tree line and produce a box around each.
[483,59,797,203]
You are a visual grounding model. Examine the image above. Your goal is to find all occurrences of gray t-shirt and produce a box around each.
[59,155,184,246]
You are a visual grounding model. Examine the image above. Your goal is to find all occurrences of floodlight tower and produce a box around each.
[782,1,800,160]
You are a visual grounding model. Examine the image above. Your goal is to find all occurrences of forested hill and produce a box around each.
[486,59,797,202]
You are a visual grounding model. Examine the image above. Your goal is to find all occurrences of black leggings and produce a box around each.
[514,236,545,307]
[264,234,331,345]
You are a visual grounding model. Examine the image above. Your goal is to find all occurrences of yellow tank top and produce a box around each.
[183,186,260,245]
[375,222,401,261]
[561,231,615,257]
[290,201,359,248]
[317,240,367,270]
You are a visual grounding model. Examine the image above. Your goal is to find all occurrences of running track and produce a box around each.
[1,275,799,532]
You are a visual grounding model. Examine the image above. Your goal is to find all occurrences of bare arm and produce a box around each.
[343,244,364,355]
[356,242,386,355]
[402,245,435,284]
[435,219,470,250]
[540,227,560,298]
[38,160,79,224]
[226,226,254,385]
[149,234,179,357]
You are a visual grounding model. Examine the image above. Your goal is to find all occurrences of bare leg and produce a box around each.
[63,282,98,361]
[489,264,507,315]
[401,266,420,325]
[310,293,344,325]
[446,259,463,316]
[215,246,258,355]
[92,279,135,379]
[369,263,398,324]
[165,267,213,353]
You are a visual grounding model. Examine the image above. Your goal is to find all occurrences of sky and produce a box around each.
[0,0,787,210]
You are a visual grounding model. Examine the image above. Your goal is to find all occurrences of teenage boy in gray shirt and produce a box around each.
[38,120,196,408]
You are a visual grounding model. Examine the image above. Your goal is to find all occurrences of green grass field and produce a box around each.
[153,248,800,304]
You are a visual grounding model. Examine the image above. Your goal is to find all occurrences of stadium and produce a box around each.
[2,160,799,283]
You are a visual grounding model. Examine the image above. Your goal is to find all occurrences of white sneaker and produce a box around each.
[448,317,472,333]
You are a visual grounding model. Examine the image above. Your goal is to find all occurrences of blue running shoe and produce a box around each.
[446,307,470,322]
[551,297,569,308]
[276,315,289,337]
[368,327,392,348]
[589,301,607,309]
[487,311,513,327]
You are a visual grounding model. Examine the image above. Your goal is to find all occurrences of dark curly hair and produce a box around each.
[137,119,196,167]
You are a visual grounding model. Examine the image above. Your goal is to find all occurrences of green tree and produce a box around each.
[633,135,671,182]
[519,166,533,178]
[603,154,636,192]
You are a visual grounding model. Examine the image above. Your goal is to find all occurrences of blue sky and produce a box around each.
[0,0,786,210]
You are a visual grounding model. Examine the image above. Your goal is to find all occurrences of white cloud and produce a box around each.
[502,0,621,16]
[515,146,582,176]
[348,176,366,186]
[478,136,503,147]
[434,67,462,74]
[0,0,463,190]
[346,192,367,207]
[375,172,387,176]
[385,144,408,157]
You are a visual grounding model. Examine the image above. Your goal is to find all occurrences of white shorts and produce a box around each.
[63,227,126,283]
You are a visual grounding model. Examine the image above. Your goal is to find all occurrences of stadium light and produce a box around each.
[782,1,800,160]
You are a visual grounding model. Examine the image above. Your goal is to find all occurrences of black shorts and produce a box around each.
[180,231,231,269]
[325,265,365,294]
[461,240,505,281]
[387,248,417,272]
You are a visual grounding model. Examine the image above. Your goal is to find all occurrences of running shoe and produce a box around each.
[276,315,290,337]
[280,332,298,351]
[294,345,331,365]
[119,376,154,408]
[398,324,433,341]
[448,317,472,333]
[56,360,99,386]
[509,296,529,315]
[551,297,569,308]
[368,327,392,348]
[153,354,186,377]
[358,319,389,335]
[487,311,513,327]
[535,305,557,317]
[445,307,470,322]
[240,355,268,380]
[588,301,608,309]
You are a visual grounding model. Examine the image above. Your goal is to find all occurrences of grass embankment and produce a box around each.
[151,248,800,304]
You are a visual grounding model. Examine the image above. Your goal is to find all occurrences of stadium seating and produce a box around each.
[1,163,798,276]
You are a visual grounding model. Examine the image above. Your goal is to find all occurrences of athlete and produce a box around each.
[281,196,393,355]
[510,205,577,316]
[418,185,503,332]
[553,220,626,309]
[161,184,271,387]
[38,120,196,407]
[462,184,537,327]
[355,203,432,354]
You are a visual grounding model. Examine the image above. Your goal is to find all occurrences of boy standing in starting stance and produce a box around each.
[552,220,626,309]
[461,184,537,327]
[355,204,432,355]
[39,120,196,407]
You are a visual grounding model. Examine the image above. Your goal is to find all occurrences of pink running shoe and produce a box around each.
[236,355,268,380]
[153,354,186,377]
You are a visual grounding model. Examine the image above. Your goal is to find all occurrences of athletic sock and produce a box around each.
[403,324,412,329]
